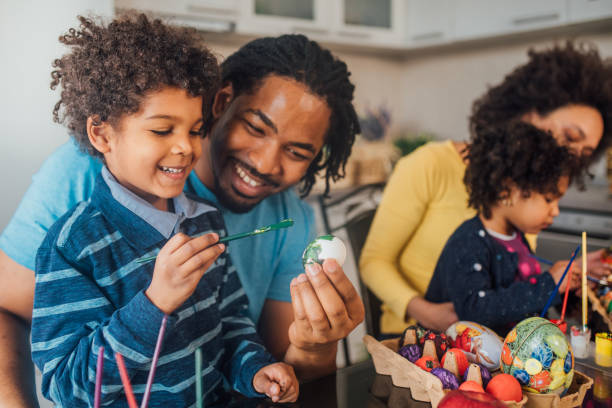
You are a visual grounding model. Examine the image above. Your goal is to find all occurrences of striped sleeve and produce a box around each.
[32,235,168,407]
[219,255,275,397]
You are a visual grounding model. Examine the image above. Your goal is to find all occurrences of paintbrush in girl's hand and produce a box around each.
[136,218,294,264]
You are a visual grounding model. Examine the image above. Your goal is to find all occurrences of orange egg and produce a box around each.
[459,380,485,393]
[486,374,523,402]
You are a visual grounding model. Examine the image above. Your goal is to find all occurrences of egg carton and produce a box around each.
[365,334,592,408]
[523,371,593,408]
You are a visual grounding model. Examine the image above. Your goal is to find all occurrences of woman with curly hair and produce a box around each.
[425,121,583,334]
[360,42,612,336]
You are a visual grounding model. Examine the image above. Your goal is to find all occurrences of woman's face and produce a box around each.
[523,104,604,158]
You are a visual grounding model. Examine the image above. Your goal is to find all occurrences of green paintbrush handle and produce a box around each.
[136,218,293,264]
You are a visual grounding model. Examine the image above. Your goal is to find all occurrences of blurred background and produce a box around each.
[1,3,611,403]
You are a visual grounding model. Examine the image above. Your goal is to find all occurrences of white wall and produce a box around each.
[1,5,611,227]
[0,1,114,230]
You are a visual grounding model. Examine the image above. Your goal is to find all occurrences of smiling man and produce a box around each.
[0,34,363,406]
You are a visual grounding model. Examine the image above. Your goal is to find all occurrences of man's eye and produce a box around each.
[286,147,308,161]
[244,120,263,135]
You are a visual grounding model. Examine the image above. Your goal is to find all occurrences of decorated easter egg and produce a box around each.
[501,317,574,395]
[302,235,346,267]
[446,321,503,371]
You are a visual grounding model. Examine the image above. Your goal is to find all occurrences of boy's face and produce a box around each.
[199,75,330,213]
[505,176,569,235]
[100,87,204,210]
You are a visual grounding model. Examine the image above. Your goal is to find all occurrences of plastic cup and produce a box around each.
[594,333,612,367]
[570,326,591,359]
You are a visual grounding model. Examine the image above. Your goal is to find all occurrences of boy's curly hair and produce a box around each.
[470,41,612,163]
[464,121,584,219]
[220,34,359,197]
[51,13,220,158]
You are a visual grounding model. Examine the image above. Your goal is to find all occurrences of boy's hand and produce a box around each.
[253,362,299,403]
[145,233,224,315]
[550,260,581,293]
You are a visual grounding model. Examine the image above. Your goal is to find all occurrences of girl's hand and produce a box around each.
[145,233,224,314]
[253,362,299,403]
[549,260,581,293]
[586,249,612,280]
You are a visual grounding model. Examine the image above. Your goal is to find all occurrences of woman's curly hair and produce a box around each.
[51,13,220,158]
[464,121,584,219]
[220,34,359,197]
[470,41,612,163]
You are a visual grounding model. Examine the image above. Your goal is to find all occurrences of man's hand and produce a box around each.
[405,297,458,332]
[288,259,364,352]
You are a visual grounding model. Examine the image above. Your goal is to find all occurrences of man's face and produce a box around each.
[203,75,331,213]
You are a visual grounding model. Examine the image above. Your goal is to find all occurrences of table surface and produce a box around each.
[228,349,612,408]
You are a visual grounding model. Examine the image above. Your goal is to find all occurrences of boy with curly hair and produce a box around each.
[425,121,584,335]
[31,14,297,407]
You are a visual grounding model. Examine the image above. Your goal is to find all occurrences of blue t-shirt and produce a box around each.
[0,140,316,323]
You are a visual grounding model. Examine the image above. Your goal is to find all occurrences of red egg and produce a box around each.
[486,374,523,402]
[441,348,470,376]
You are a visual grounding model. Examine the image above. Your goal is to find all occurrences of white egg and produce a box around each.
[302,235,347,267]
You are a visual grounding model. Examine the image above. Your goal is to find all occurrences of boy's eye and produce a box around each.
[190,128,204,137]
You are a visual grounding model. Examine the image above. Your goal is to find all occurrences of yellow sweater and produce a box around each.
[360,140,536,334]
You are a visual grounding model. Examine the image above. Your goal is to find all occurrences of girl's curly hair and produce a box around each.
[51,13,220,158]
[470,41,612,163]
[464,121,584,219]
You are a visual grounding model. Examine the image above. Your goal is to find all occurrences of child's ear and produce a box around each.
[212,83,234,119]
[87,115,113,154]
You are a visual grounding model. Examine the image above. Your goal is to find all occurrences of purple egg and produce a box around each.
[398,344,421,363]
[431,367,459,390]
[462,363,492,388]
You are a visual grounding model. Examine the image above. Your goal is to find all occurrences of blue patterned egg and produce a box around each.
[564,351,573,374]
[531,344,553,369]
[513,369,530,385]
[501,317,574,394]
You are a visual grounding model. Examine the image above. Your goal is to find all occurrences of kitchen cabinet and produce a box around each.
[567,0,612,23]
[406,0,454,47]
[454,0,567,41]
[115,0,240,31]
[113,0,612,52]
[239,0,404,47]
[238,0,330,37]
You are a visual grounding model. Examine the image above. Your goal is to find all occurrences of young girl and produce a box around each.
[425,121,583,335]
[31,14,297,407]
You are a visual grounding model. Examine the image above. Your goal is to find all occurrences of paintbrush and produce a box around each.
[136,218,294,264]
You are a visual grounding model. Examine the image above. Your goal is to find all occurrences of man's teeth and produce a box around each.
[235,164,261,187]
[160,166,183,174]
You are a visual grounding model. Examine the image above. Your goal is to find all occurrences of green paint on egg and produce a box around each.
[302,235,347,267]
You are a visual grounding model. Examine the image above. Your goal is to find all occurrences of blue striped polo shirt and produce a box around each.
[32,167,275,407]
